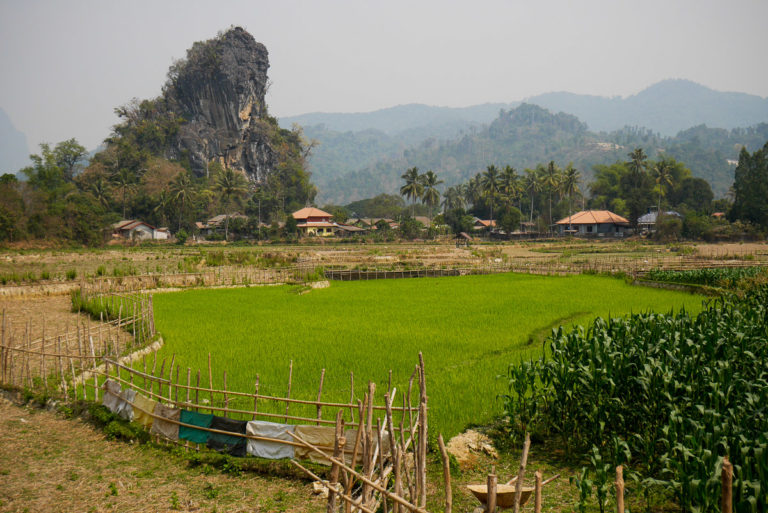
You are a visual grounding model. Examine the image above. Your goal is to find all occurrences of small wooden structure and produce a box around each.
[456,232,472,247]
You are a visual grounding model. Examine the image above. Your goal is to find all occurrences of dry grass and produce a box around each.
[0,394,325,513]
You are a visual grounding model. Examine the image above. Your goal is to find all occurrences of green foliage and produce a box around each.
[729,142,768,230]
[153,273,701,438]
[175,228,188,244]
[345,194,406,218]
[645,266,768,288]
[504,284,768,512]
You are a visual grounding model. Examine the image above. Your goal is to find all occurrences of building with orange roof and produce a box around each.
[291,207,336,237]
[554,210,630,236]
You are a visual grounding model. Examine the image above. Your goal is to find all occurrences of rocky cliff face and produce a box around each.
[164,27,277,183]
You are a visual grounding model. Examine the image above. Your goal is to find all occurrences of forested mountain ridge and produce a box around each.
[313,104,768,204]
[527,79,768,136]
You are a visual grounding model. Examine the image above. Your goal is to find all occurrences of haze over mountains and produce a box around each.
[0,108,30,176]
[279,80,768,204]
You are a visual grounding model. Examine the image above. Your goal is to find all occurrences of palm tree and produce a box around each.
[542,161,562,230]
[561,163,581,232]
[441,186,465,212]
[111,167,136,219]
[400,167,423,216]
[169,171,195,231]
[627,148,648,185]
[500,165,520,213]
[481,165,500,229]
[522,168,542,223]
[652,159,674,215]
[87,173,112,210]
[214,167,249,240]
[421,170,443,221]
[153,188,172,228]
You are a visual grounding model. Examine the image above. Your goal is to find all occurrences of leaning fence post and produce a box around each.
[534,470,542,513]
[721,456,733,513]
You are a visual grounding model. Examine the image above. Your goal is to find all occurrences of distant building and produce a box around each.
[637,210,682,232]
[112,220,171,241]
[473,219,496,231]
[555,210,630,236]
[292,207,336,237]
[195,213,248,236]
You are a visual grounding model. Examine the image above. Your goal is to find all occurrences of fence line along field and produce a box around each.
[152,273,704,438]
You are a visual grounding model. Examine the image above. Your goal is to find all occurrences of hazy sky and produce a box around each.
[1,0,767,151]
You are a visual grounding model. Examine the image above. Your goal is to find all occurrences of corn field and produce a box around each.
[645,266,768,289]
[504,284,768,513]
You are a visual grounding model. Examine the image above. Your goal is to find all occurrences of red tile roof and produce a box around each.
[555,210,629,225]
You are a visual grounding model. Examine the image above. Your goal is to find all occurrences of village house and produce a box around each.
[292,207,336,237]
[555,210,630,236]
[195,213,248,237]
[637,209,682,233]
[473,218,496,231]
[112,220,171,241]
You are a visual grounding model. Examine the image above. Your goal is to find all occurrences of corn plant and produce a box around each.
[504,283,768,512]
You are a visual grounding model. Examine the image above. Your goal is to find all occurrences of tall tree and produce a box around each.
[441,185,465,212]
[214,167,249,240]
[541,161,561,230]
[652,158,674,214]
[53,139,88,182]
[522,168,542,223]
[561,163,581,232]
[111,167,137,219]
[624,148,652,230]
[500,165,521,213]
[399,167,423,216]
[481,164,500,229]
[420,170,443,221]
[729,142,768,229]
[169,171,195,231]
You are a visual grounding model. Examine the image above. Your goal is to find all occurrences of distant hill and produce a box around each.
[316,104,768,204]
[526,79,768,135]
[279,102,516,134]
[280,80,768,204]
[0,107,30,175]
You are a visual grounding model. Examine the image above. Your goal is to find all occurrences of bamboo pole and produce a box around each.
[1,309,5,384]
[223,370,229,417]
[349,371,355,422]
[285,359,293,422]
[316,368,326,425]
[252,375,259,420]
[438,434,452,513]
[195,370,201,411]
[513,433,531,513]
[89,336,98,401]
[289,431,428,513]
[208,353,214,413]
[487,467,498,513]
[40,316,46,390]
[327,409,345,513]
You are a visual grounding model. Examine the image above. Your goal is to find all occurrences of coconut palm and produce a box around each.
[481,164,500,229]
[541,161,562,230]
[87,173,112,210]
[169,171,196,231]
[111,167,137,219]
[561,163,581,232]
[500,165,520,213]
[627,148,648,185]
[441,186,465,212]
[421,170,443,221]
[400,167,423,216]
[653,159,674,214]
[214,167,249,240]
[522,168,542,223]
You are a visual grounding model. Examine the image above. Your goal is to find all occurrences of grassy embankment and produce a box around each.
[153,273,704,438]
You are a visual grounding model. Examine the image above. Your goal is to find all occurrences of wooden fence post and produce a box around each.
[616,465,624,513]
[487,467,498,513]
[534,470,542,513]
[438,434,452,513]
[513,432,531,513]
[722,456,733,513]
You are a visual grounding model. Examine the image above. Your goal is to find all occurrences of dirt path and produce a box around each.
[0,394,324,513]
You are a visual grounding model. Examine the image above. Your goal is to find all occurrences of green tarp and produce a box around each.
[179,410,214,444]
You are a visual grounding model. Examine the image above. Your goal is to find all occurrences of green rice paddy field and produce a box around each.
[153,273,704,438]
